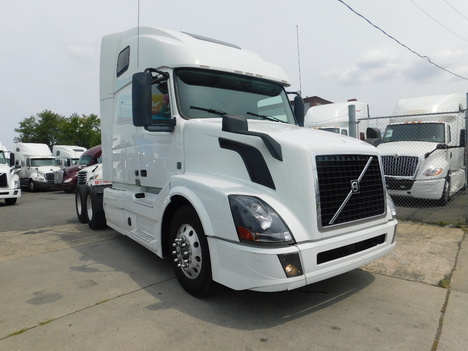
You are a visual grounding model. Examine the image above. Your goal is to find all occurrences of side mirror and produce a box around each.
[9,153,15,167]
[132,72,152,127]
[132,72,176,132]
[293,95,305,127]
[460,129,466,147]
[366,127,381,139]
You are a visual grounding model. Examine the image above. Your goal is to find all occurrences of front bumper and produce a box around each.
[33,179,56,190]
[387,177,445,200]
[208,219,397,292]
[0,189,21,199]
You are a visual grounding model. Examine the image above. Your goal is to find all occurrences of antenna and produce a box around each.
[296,25,302,96]
[137,0,140,69]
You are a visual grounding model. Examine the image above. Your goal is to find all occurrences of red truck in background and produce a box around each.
[60,145,101,192]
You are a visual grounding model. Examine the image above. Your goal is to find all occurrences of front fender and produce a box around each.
[168,174,239,242]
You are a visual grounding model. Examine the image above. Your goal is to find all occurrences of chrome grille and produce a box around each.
[45,172,54,181]
[316,154,385,228]
[0,173,7,188]
[381,156,418,177]
[77,170,87,185]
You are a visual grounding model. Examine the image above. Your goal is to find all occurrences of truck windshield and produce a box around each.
[31,158,56,167]
[382,123,445,143]
[78,155,92,165]
[174,68,296,124]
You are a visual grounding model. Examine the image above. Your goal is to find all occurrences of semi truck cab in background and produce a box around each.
[77,27,397,297]
[14,143,60,192]
[53,145,87,168]
[0,143,21,205]
[60,145,101,192]
[378,94,466,205]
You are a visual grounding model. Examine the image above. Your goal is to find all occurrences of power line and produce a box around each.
[443,0,468,22]
[409,0,468,43]
[337,0,468,81]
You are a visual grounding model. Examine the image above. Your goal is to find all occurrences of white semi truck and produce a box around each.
[78,27,397,297]
[378,94,466,205]
[53,145,87,168]
[0,142,21,205]
[52,144,87,188]
[304,100,370,139]
[14,143,61,191]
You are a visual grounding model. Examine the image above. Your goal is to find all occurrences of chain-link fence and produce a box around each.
[357,106,467,226]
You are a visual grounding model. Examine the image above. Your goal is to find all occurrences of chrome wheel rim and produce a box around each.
[172,224,202,279]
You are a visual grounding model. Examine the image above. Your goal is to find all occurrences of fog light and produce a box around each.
[278,253,303,278]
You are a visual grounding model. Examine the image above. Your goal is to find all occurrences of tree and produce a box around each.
[14,110,64,149]
[14,111,101,149]
[57,113,101,148]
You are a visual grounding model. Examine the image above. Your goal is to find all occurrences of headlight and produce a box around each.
[229,195,294,244]
[423,168,443,176]
[386,193,397,217]
[13,178,21,189]
[64,177,73,183]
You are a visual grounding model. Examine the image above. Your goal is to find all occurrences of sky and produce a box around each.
[1,0,468,150]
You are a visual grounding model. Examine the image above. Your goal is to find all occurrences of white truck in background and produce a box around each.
[0,142,21,205]
[53,145,87,168]
[304,100,370,139]
[52,145,87,188]
[14,143,61,191]
[378,94,466,205]
[77,27,397,297]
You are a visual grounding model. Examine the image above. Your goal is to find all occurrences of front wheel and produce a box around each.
[85,187,106,229]
[75,186,87,223]
[5,198,17,205]
[170,206,216,298]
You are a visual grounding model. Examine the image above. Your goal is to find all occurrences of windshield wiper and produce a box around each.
[246,112,287,123]
[190,106,228,117]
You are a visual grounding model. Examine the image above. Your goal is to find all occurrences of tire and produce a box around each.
[5,198,17,205]
[28,180,36,192]
[75,186,87,223]
[85,186,106,229]
[170,206,216,298]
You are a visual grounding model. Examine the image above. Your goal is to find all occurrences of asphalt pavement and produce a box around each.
[0,192,467,350]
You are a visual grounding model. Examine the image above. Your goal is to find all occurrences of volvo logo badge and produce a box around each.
[350,180,360,194]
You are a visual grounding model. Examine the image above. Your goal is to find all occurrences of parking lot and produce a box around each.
[0,191,467,350]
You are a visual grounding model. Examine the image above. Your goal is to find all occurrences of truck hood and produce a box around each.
[378,141,438,156]
[64,164,88,174]
[36,165,61,173]
[183,118,388,242]
[232,120,375,154]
